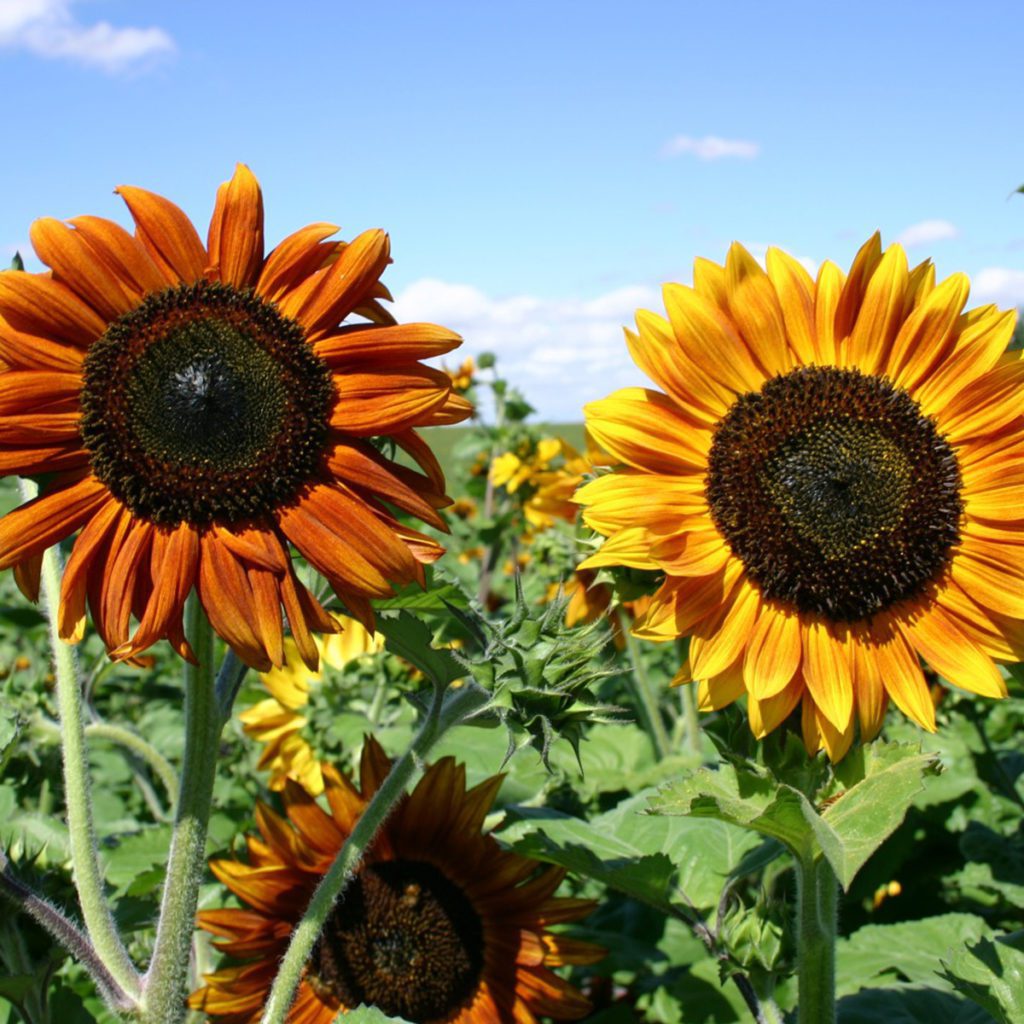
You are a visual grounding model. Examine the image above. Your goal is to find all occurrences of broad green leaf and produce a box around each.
[103,826,172,889]
[940,932,1024,1024]
[373,581,469,611]
[837,985,995,1023]
[822,743,940,885]
[652,741,940,888]
[837,913,992,997]
[506,788,758,911]
[0,974,33,1002]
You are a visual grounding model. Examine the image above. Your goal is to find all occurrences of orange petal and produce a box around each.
[846,243,909,374]
[801,619,854,731]
[206,164,264,288]
[0,474,108,571]
[256,222,339,301]
[724,242,791,375]
[900,601,1007,699]
[766,247,816,363]
[314,322,462,367]
[116,184,207,284]
[744,603,801,700]
[0,272,106,347]
[30,218,138,320]
[330,364,452,435]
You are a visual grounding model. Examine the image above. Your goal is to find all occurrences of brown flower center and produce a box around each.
[80,282,334,526]
[308,859,484,1022]
[706,365,962,621]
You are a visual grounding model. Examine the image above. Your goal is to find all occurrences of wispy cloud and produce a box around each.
[661,135,760,161]
[0,0,174,72]
[393,280,659,421]
[971,267,1024,308]
[894,219,959,247]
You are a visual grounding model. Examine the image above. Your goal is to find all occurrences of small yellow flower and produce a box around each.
[239,615,383,794]
[444,355,476,392]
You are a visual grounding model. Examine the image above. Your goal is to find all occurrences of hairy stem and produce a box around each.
[796,854,838,1024]
[19,478,143,1005]
[259,683,485,1024]
[0,850,135,1012]
[617,609,671,759]
[141,601,221,1024]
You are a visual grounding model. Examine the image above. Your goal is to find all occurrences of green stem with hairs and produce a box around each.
[617,609,671,759]
[259,682,487,1024]
[140,600,222,1024]
[795,854,838,1024]
[20,478,143,1006]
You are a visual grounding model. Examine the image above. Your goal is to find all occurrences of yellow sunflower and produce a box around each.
[577,234,1023,760]
[189,737,602,1023]
[239,614,384,795]
[0,165,471,669]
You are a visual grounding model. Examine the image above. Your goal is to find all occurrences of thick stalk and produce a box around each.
[141,601,221,1024]
[617,610,671,759]
[796,854,838,1024]
[20,479,143,1005]
[259,684,483,1024]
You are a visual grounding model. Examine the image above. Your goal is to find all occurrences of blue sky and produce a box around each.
[1,0,1022,419]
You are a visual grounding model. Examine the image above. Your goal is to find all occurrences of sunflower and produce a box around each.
[189,737,602,1023]
[0,165,471,669]
[239,614,383,795]
[577,234,1023,760]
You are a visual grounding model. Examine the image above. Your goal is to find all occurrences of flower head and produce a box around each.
[189,738,601,1022]
[577,234,1022,759]
[239,614,383,795]
[0,165,471,669]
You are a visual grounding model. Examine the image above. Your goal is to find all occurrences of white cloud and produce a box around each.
[661,135,760,160]
[393,280,659,422]
[894,219,959,247]
[0,0,174,72]
[971,267,1024,308]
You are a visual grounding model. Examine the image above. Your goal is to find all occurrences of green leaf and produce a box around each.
[333,1006,413,1023]
[837,913,992,997]
[940,932,1024,1024]
[374,611,463,688]
[821,742,940,885]
[837,985,995,1023]
[0,974,33,1002]
[103,826,172,889]
[505,788,758,912]
[652,741,939,888]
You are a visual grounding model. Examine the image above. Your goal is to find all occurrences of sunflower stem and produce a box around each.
[617,609,671,759]
[141,600,222,1024]
[795,854,838,1024]
[259,681,487,1024]
[679,681,703,757]
[19,478,144,1007]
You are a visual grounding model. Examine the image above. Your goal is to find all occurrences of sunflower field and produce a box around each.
[0,168,1023,1024]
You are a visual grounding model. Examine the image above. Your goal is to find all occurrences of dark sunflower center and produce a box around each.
[706,366,962,621]
[80,282,334,526]
[309,860,484,1023]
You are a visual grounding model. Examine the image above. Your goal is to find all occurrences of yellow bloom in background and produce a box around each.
[445,355,476,392]
[190,738,602,1023]
[578,234,1023,760]
[239,615,382,795]
[491,436,597,530]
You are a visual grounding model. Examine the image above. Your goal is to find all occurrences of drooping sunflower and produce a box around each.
[577,234,1023,760]
[0,165,471,669]
[239,613,383,795]
[189,737,601,1023]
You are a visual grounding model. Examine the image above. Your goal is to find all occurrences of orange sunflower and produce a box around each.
[577,234,1023,760]
[189,737,601,1023]
[0,165,471,669]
